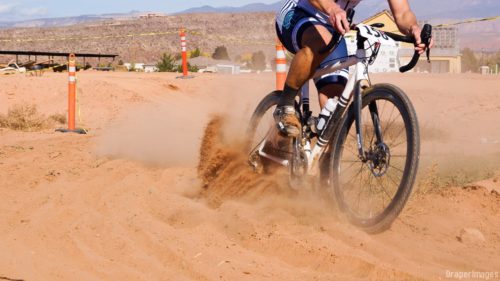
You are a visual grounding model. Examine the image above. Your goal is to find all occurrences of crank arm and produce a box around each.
[258,150,289,167]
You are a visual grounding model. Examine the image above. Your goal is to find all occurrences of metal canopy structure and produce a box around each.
[0,50,118,59]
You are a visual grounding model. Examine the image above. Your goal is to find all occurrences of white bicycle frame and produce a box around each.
[257,48,369,175]
[306,48,369,174]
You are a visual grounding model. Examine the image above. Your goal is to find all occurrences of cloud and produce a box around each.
[0,3,15,14]
[0,1,48,21]
[20,7,48,17]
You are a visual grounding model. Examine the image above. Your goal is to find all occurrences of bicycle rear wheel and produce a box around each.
[246,91,287,173]
[247,91,280,149]
[330,84,420,233]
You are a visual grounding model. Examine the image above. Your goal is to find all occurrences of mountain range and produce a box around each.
[177,2,282,15]
[0,11,148,29]
[0,0,499,29]
[177,0,500,21]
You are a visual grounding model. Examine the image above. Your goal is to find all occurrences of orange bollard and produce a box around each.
[68,54,77,131]
[177,28,194,79]
[181,29,188,77]
[276,40,287,91]
[56,53,86,134]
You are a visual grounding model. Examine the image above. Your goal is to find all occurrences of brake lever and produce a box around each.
[346,8,355,28]
[421,24,432,63]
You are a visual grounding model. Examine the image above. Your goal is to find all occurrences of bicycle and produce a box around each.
[247,12,432,233]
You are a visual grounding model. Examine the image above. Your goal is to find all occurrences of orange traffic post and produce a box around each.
[68,54,76,130]
[181,29,188,77]
[56,54,86,134]
[177,28,194,79]
[276,40,287,91]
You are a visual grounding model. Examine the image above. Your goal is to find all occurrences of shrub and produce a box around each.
[250,51,266,71]
[190,48,201,58]
[177,62,199,73]
[461,48,479,73]
[49,113,67,125]
[212,46,230,60]
[0,104,47,131]
[157,53,178,72]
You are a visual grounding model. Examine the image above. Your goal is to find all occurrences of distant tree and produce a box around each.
[461,48,479,73]
[157,53,178,72]
[239,53,253,65]
[485,51,500,70]
[190,48,201,58]
[177,62,199,73]
[212,46,230,60]
[250,51,266,71]
[117,59,124,66]
[494,51,500,71]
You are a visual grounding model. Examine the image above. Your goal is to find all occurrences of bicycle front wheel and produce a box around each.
[330,84,420,233]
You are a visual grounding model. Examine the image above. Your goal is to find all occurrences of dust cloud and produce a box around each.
[95,101,211,167]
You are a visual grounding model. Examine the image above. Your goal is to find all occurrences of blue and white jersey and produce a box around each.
[277,0,362,31]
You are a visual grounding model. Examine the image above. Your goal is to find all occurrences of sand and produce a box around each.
[0,71,499,281]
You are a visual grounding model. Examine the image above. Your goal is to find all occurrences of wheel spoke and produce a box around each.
[376,176,394,202]
[387,139,407,150]
[385,172,402,191]
[381,105,395,136]
[391,154,407,158]
[389,164,405,174]
[355,163,365,214]
[343,163,364,187]
[368,170,375,217]
[382,112,402,138]
[341,160,361,174]
[343,144,359,158]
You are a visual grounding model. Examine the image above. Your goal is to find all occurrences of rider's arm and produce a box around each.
[308,0,350,34]
[388,0,433,54]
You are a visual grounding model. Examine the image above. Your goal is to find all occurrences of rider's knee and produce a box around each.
[300,25,333,55]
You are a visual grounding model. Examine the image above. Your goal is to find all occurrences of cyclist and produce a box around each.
[275,0,433,137]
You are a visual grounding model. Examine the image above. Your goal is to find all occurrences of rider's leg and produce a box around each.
[275,24,333,137]
[313,38,349,108]
[318,84,344,108]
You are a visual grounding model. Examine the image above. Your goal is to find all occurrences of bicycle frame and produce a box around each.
[254,49,373,175]
[302,48,370,175]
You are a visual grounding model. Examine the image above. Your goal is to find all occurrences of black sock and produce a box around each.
[278,84,299,107]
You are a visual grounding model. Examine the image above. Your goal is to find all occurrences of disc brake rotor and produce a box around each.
[366,142,390,177]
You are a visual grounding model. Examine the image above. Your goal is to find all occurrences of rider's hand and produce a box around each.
[410,25,434,55]
[328,6,350,35]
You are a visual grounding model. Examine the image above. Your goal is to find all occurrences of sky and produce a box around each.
[0,0,279,21]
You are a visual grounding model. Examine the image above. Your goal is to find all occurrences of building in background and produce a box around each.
[186,56,242,74]
[352,10,462,74]
[144,64,159,73]
[400,24,461,73]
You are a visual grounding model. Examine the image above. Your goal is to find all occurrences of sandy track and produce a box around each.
[0,72,499,280]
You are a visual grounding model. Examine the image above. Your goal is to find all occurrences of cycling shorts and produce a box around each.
[276,6,349,90]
